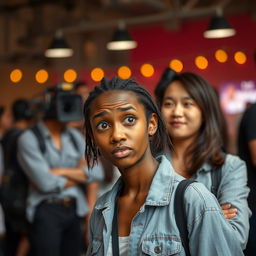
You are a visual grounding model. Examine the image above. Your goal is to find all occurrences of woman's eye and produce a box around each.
[124,116,136,125]
[96,121,109,131]
[184,102,193,107]
[163,101,174,107]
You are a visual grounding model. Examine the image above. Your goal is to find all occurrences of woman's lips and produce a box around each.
[170,121,185,127]
[112,147,132,158]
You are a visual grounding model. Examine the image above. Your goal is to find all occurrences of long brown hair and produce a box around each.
[155,70,227,174]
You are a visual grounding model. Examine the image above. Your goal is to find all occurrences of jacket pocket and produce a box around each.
[142,235,182,255]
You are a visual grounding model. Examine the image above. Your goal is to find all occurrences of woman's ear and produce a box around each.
[148,113,158,136]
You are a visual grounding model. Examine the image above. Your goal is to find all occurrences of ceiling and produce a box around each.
[0,0,254,67]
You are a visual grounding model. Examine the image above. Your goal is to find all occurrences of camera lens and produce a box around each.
[62,100,73,113]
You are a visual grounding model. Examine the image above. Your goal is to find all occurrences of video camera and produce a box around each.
[43,82,83,123]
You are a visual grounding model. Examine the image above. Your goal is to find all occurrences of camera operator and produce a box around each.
[17,85,97,256]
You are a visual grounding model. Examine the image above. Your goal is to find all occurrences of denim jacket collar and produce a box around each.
[144,155,175,206]
[95,155,176,211]
[94,178,123,211]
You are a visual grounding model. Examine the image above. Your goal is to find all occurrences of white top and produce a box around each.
[107,236,129,256]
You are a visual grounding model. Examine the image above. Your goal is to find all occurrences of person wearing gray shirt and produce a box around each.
[17,119,102,256]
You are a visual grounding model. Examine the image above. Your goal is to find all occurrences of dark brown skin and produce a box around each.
[90,90,159,236]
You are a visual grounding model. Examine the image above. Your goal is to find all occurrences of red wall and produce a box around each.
[129,13,256,95]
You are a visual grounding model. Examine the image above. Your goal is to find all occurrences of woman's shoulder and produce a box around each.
[182,181,220,212]
[18,127,39,146]
[222,153,246,174]
[224,153,244,165]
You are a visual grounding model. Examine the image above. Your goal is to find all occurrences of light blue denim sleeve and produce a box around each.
[185,182,244,256]
[17,130,67,193]
[68,128,105,183]
[217,154,250,249]
[87,162,105,183]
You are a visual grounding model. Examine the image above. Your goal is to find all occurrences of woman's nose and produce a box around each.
[172,103,183,116]
[110,124,126,143]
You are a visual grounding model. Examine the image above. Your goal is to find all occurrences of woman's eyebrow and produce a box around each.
[92,106,136,120]
[164,96,193,100]
[183,96,193,100]
[92,111,107,120]
[117,106,136,112]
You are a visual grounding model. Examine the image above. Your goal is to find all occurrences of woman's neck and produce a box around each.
[172,138,192,157]
[170,139,194,178]
[120,155,159,197]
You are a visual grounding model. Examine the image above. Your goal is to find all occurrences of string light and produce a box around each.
[35,69,49,83]
[118,66,131,79]
[215,49,228,63]
[140,64,154,77]
[64,69,77,83]
[91,68,104,82]
[4,49,252,84]
[10,69,23,83]
[234,51,247,64]
[169,59,183,72]
[195,56,208,70]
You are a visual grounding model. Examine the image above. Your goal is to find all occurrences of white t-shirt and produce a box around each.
[107,236,129,256]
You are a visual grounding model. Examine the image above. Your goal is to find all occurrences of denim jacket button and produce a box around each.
[154,245,162,254]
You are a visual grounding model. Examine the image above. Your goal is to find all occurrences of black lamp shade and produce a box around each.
[49,37,70,49]
[112,28,132,41]
[45,36,73,58]
[107,28,137,50]
[204,15,236,38]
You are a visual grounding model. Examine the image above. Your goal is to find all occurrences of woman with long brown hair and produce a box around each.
[155,68,250,250]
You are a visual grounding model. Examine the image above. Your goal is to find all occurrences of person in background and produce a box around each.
[17,88,101,256]
[238,102,256,255]
[0,106,7,256]
[84,76,243,255]
[0,106,12,140]
[1,99,35,256]
[0,106,7,181]
[154,68,250,250]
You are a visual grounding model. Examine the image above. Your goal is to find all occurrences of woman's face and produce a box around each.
[161,81,203,144]
[89,90,157,170]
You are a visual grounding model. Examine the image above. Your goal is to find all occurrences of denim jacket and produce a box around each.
[192,154,250,250]
[87,155,243,256]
